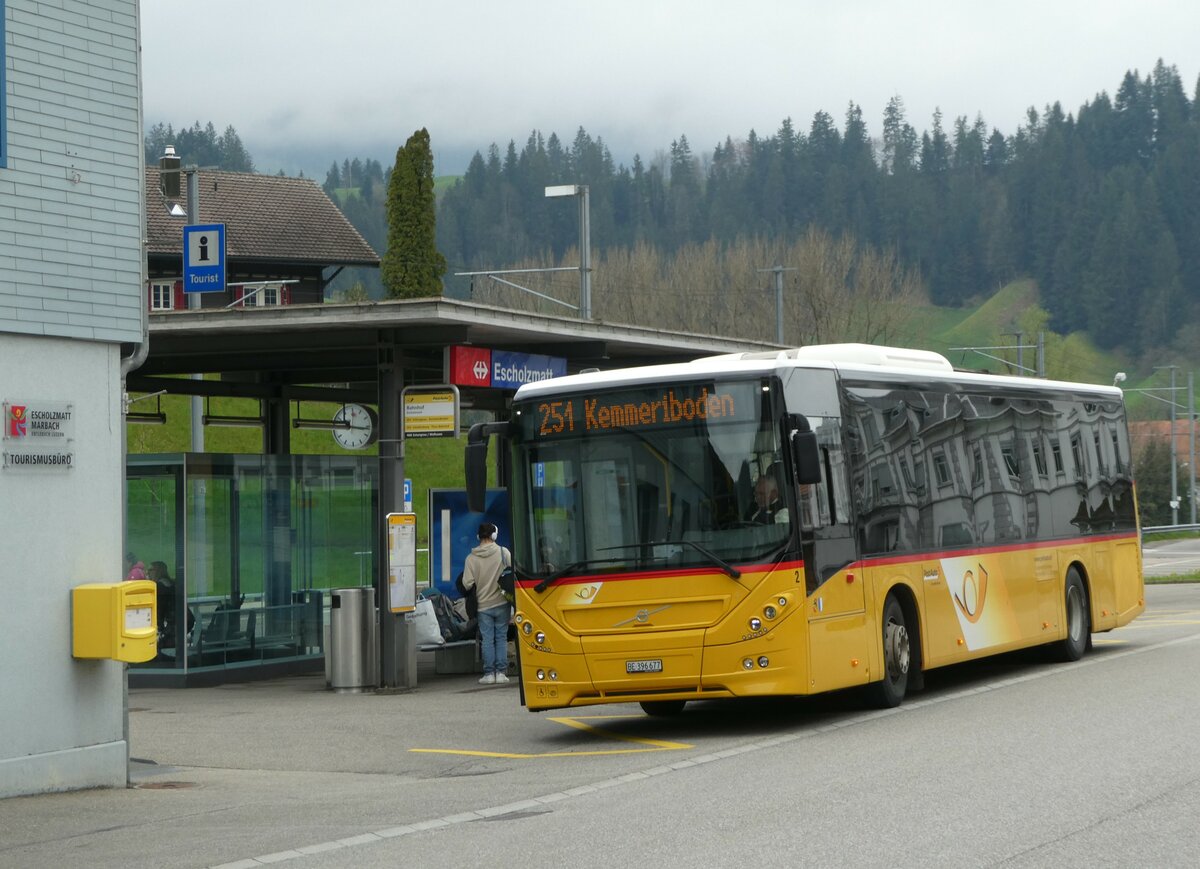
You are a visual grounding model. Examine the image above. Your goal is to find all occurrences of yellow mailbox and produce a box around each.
[73,581,157,662]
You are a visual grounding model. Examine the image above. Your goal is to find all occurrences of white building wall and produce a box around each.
[0,0,143,797]
[0,336,128,796]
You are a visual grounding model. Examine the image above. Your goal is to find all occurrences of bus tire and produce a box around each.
[1052,567,1090,662]
[867,595,910,708]
[640,700,686,717]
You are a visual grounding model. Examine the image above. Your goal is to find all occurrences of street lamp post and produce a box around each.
[545,185,591,320]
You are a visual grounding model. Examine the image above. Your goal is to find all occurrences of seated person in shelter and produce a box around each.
[149,560,194,647]
[745,465,789,525]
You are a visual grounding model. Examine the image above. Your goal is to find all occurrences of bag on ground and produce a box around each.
[412,598,443,646]
[428,591,473,642]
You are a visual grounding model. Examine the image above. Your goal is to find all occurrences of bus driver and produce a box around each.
[746,464,789,525]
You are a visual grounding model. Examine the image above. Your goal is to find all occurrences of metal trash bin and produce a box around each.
[329,587,377,693]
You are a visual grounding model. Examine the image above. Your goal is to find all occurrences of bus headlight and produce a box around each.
[535,631,545,644]
[536,669,545,681]
[549,670,558,681]
[742,658,755,670]
[763,605,777,620]
[758,656,770,668]
[749,617,762,631]
[522,622,533,635]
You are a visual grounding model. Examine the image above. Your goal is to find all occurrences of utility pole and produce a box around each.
[1191,371,1196,524]
[1009,331,1024,377]
[756,264,796,344]
[1155,365,1180,525]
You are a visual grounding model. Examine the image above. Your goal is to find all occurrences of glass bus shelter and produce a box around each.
[126,453,378,686]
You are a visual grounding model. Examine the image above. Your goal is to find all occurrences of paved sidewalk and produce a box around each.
[0,655,530,869]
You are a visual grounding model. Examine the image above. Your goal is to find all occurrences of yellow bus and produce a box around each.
[465,343,1144,714]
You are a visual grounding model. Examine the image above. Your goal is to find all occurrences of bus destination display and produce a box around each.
[529,386,741,439]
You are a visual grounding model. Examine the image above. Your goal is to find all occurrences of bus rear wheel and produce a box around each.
[1052,567,1090,662]
[867,595,910,708]
[640,700,686,717]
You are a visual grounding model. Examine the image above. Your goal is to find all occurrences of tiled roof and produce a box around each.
[145,168,379,266]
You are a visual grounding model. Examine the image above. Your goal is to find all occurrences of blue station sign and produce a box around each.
[490,350,568,390]
[183,223,226,293]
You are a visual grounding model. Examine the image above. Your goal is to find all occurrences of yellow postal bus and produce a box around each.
[466,344,1144,714]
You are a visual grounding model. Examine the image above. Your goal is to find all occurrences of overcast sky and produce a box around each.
[140,1,1199,177]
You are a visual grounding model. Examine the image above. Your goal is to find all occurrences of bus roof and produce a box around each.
[513,343,1124,401]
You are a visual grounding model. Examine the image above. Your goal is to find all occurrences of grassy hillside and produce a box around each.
[892,280,1131,389]
[891,281,1188,423]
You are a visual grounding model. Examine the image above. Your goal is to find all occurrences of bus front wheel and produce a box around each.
[1052,567,1090,662]
[867,595,910,708]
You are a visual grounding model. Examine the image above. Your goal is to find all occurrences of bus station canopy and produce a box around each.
[127,297,781,407]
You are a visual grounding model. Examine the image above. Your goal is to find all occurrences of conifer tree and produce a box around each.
[382,128,446,299]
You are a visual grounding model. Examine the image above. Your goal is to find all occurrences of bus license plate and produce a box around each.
[626,659,663,674]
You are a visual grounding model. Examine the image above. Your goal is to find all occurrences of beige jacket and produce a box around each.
[463,541,511,612]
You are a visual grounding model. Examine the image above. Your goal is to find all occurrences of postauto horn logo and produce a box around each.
[7,405,27,438]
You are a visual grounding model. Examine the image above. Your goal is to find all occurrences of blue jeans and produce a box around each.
[477,603,511,676]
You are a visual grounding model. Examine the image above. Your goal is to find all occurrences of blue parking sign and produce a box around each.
[183,224,226,293]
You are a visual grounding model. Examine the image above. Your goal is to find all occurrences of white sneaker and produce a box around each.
[478,673,495,685]
[493,672,510,684]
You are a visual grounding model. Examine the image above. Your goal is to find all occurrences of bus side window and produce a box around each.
[808,418,850,528]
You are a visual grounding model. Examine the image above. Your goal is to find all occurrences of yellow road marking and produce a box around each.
[409,714,693,758]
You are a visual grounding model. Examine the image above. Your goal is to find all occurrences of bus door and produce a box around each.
[798,415,869,693]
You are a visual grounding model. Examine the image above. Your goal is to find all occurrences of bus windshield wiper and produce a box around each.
[652,539,742,579]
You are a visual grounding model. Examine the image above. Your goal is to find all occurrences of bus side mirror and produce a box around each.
[787,414,822,485]
[465,439,488,513]
[465,421,510,513]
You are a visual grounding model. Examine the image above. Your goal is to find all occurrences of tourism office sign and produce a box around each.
[2,400,75,470]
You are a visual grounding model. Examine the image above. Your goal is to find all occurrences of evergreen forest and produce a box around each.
[146,61,1200,365]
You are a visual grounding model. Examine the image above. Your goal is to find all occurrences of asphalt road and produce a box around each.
[1143,538,1200,577]
[2,584,1198,869]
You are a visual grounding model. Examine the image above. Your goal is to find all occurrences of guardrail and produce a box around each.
[1143,524,1200,534]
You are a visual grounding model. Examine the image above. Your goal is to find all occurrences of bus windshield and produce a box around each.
[510,378,792,578]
